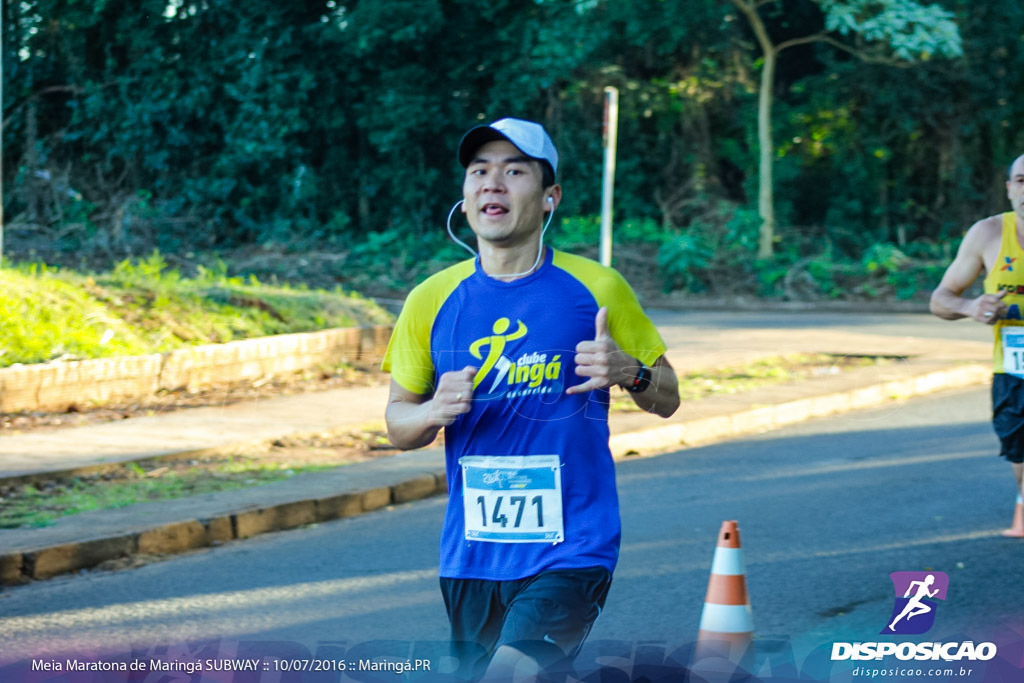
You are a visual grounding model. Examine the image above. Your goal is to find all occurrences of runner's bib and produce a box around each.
[1002,327,1024,377]
[459,455,564,543]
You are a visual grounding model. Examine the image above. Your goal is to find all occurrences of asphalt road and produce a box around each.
[1,384,1021,681]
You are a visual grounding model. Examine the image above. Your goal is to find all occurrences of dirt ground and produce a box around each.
[0,361,389,434]
[0,362,401,504]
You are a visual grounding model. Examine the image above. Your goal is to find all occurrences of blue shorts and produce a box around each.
[439,567,612,679]
[993,373,1024,464]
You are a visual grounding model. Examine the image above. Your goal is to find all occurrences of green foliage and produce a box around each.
[2,0,1016,304]
[656,202,761,293]
[861,242,909,273]
[753,260,791,297]
[761,246,946,301]
[820,0,963,60]
[552,215,667,249]
[343,226,472,293]
[0,264,151,365]
[658,233,714,293]
[108,251,182,290]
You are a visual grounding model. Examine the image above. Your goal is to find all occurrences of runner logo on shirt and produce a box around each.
[470,317,565,398]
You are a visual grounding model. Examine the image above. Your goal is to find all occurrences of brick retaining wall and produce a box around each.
[0,325,393,413]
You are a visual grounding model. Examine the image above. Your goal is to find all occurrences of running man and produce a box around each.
[930,153,1024,537]
[888,574,939,631]
[382,118,680,679]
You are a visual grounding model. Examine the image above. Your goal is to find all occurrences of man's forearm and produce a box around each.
[930,287,970,320]
[386,399,443,450]
[629,358,680,418]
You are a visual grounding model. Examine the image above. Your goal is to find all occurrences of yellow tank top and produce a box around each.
[983,212,1024,373]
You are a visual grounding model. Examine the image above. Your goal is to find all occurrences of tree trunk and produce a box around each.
[26,99,41,225]
[879,167,891,243]
[757,48,776,259]
[732,0,778,259]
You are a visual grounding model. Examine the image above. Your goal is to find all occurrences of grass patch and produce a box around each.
[0,456,343,529]
[610,353,894,412]
[0,265,152,365]
[678,353,888,401]
[0,253,393,367]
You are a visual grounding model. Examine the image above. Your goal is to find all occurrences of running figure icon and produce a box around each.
[888,574,939,631]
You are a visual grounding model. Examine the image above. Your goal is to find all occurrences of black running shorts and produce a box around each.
[992,373,1024,464]
[439,566,612,679]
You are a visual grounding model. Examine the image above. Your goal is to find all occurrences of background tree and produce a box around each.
[730,0,962,258]
[6,0,1024,300]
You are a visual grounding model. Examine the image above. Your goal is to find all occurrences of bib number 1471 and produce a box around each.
[460,455,563,543]
[476,494,544,529]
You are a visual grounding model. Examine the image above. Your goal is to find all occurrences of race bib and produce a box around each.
[1002,328,1024,377]
[459,455,563,543]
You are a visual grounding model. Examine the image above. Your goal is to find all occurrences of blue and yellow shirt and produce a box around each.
[382,248,667,580]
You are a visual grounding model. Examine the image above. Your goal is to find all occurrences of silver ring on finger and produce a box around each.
[985,311,993,317]
[456,392,463,401]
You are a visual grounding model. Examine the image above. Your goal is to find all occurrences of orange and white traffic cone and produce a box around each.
[1001,494,1024,538]
[693,520,754,676]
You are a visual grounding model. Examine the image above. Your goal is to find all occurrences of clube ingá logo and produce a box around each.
[881,571,949,635]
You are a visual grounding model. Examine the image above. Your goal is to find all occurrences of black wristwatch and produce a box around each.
[624,360,652,393]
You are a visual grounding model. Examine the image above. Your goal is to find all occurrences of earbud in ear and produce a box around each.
[547,197,554,204]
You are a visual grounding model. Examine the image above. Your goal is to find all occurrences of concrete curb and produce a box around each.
[1,470,447,584]
[0,362,991,586]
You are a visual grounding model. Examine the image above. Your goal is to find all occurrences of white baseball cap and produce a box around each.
[458,118,559,178]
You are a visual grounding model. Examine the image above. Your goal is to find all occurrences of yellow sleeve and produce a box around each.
[381,259,476,394]
[552,251,667,366]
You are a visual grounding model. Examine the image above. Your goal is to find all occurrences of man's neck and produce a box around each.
[478,242,547,281]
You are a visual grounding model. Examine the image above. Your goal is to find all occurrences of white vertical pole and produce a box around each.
[600,86,618,268]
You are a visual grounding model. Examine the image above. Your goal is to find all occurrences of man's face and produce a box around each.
[1007,156,1024,218]
[462,140,551,247]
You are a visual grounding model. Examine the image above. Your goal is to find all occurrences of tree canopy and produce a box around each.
[4,0,1024,286]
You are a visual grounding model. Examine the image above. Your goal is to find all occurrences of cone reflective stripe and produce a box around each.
[696,520,753,667]
[705,546,748,608]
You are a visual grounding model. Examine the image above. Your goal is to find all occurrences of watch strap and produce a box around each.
[625,360,652,393]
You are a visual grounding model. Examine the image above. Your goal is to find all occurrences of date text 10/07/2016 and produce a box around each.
[272,658,432,674]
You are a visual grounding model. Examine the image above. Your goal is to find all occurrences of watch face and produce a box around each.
[628,363,651,393]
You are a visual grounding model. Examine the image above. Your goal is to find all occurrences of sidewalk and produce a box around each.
[0,323,993,586]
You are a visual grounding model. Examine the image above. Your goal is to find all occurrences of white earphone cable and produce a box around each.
[446,200,477,258]
[445,199,556,279]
